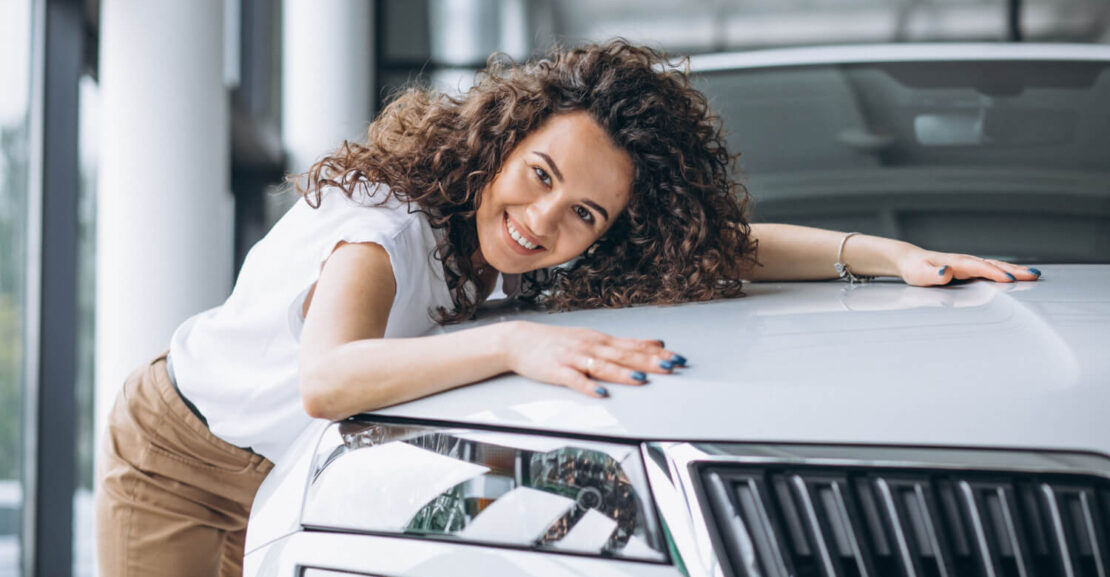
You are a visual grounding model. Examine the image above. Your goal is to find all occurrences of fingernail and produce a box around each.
[670,354,687,366]
[594,386,609,397]
[660,359,676,371]
[1005,272,1016,281]
[938,266,949,276]
[1028,267,1042,277]
[657,340,666,348]
[631,371,647,382]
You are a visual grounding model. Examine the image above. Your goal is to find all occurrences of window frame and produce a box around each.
[22,0,83,576]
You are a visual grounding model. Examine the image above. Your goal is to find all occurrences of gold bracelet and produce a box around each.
[835,232,875,284]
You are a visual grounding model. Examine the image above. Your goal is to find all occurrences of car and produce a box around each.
[244,43,1110,577]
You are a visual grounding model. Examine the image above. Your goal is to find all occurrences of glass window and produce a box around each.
[697,59,1110,263]
[0,0,33,575]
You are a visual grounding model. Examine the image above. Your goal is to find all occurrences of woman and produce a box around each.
[95,41,1039,577]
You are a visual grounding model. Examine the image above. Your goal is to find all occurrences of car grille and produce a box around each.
[699,465,1110,577]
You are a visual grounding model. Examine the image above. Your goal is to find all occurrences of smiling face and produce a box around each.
[475,111,634,275]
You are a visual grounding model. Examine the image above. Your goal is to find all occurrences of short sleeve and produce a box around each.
[286,192,421,338]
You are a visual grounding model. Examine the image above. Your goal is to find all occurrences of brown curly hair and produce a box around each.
[294,39,755,323]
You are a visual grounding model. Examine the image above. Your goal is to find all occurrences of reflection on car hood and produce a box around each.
[373,265,1109,455]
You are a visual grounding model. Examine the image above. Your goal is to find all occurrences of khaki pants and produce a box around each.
[95,353,274,577]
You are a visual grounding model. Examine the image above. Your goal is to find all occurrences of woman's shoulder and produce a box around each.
[310,183,430,238]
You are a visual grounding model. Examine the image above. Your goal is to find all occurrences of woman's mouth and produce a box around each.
[503,213,544,254]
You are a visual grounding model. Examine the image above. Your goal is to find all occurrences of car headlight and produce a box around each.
[300,417,666,562]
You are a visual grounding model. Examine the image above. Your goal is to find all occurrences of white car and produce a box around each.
[245,44,1110,577]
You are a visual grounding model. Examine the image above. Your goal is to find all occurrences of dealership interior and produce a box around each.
[2,0,1109,575]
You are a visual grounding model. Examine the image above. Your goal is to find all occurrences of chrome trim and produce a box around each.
[831,481,870,577]
[658,443,1110,479]
[690,43,1110,73]
[1080,491,1108,577]
[997,486,1030,577]
[959,480,998,577]
[647,442,1110,577]
[746,477,787,577]
[791,475,836,575]
[913,483,949,577]
[702,474,760,577]
[643,443,727,577]
[877,478,919,577]
[1042,484,1077,577]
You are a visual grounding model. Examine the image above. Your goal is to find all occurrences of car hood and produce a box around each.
[373,265,1109,455]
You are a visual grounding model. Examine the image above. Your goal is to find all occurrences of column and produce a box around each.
[282,0,376,177]
[96,0,234,436]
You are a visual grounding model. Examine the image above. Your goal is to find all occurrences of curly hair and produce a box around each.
[294,39,755,323]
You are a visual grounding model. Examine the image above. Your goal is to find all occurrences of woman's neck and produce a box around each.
[470,252,501,301]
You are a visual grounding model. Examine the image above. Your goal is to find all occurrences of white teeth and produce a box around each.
[506,218,538,250]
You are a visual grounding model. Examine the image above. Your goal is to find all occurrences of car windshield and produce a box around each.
[696,59,1110,264]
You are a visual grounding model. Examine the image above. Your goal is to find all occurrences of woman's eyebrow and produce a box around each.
[582,200,610,223]
[532,151,564,183]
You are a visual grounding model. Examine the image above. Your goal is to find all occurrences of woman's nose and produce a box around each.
[525,195,561,238]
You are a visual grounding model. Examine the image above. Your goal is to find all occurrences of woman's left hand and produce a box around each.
[744,224,1043,287]
[897,246,1042,287]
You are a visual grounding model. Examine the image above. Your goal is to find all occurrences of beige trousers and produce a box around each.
[95,353,274,577]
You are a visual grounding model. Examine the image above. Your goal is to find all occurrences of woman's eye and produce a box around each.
[574,205,594,223]
[533,166,552,187]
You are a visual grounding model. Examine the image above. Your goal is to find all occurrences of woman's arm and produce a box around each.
[745,223,1041,285]
[298,242,677,421]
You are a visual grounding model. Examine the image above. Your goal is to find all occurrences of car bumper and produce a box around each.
[245,530,683,577]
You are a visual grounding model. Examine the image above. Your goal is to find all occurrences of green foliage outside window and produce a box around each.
[0,123,28,483]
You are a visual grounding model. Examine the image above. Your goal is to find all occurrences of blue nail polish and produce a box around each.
[660,360,675,370]
[631,371,647,382]
[1005,272,1016,281]
[671,354,687,366]
[939,266,949,276]
[1028,267,1042,277]
[594,386,609,397]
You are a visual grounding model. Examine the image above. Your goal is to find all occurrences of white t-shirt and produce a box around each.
[169,185,455,461]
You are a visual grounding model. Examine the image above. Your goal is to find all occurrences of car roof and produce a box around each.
[690,42,1110,72]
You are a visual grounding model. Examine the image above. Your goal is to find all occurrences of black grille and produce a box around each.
[699,465,1110,577]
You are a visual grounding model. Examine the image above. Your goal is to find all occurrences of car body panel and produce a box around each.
[371,265,1109,453]
[244,419,326,554]
[245,531,683,577]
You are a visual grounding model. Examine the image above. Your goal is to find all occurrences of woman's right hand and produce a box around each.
[500,320,685,398]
